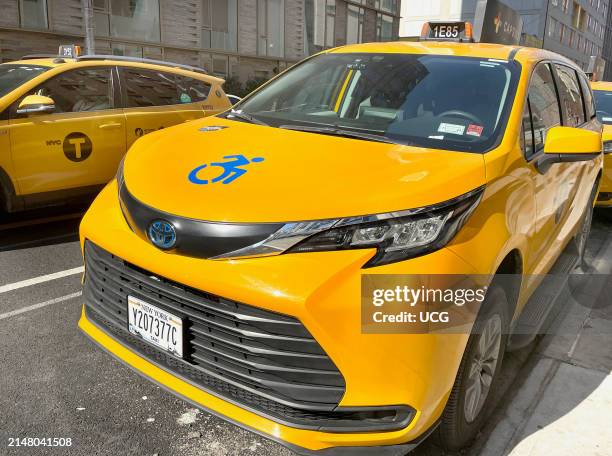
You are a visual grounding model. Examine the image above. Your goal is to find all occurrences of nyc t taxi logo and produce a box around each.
[188,154,265,185]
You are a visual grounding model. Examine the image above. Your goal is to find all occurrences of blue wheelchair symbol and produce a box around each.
[188,154,265,185]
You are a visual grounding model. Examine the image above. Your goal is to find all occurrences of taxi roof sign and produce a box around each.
[420,21,474,43]
[58,45,82,58]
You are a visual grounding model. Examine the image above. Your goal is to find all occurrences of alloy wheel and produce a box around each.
[463,314,502,423]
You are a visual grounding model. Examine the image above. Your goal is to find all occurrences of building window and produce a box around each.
[95,0,161,42]
[212,55,229,76]
[304,0,335,54]
[112,42,144,57]
[202,0,238,52]
[257,0,285,58]
[375,0,398,14]
[376,13,393,41]
[20,0,48,29]
[346,5,364,44]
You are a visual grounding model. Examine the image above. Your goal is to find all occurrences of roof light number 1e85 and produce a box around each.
[432,24,461,39]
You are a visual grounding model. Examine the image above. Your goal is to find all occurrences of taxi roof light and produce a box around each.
[58,44,82,58]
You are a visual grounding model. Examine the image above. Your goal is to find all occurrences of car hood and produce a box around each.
[123,117,487,223]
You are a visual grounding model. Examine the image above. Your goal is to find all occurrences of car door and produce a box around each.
[550,64,597,246]
[521,62,565,275]
[119,67,218,149]
[7,66,126,198]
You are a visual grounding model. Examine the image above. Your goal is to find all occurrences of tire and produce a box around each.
[436,286,510,451]
[574,184,598,269]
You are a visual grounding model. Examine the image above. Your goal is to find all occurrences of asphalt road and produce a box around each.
[0,203,610,456]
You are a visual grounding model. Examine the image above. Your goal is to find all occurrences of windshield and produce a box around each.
[593,90,612,125]
[233,53,519,152]
[0,64,50,98]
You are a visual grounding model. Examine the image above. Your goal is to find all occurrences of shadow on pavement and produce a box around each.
[465,209,612,456]
[413,210,612,456]
[0,201,91,252]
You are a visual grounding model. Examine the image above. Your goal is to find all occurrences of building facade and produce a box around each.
[400,0,608,72]
[602,0,612,78]
[0,0,400,82]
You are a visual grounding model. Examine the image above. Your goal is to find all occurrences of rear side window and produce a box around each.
[122,68,179,107]
[554,64,585,127]
[121,68,211,108]
[523,63,561,159]
[175,75,211,103]
[578,74,596,120]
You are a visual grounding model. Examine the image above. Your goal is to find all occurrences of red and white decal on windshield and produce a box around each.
[466,124,484,137]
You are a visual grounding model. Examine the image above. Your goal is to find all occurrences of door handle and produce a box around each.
[98,122,122,130]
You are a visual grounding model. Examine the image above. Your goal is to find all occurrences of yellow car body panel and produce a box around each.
[124,118,487,222]
[591,81,612,206]
[78,41,603,453]
[0,58,230,210]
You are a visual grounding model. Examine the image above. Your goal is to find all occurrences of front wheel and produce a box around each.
[436,286,509,451]
[575,185,598,269]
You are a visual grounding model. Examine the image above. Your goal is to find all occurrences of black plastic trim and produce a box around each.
[119,183,283,258]
[535,152,600,174]
[0,167,21,212]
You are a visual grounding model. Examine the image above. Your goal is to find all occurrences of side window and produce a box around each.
[121,68,180,107]
[578,74,596,121]
[522,99,535,158]
[17,68,113,115]
[523,63,561,159]
[175,75,211,103]
[554,64,586,127]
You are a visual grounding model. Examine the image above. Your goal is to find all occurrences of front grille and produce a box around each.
[598,192,612,202]
[83,241,411,431]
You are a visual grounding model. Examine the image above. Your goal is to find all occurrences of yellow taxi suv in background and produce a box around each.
[591,80,612,208]
[79,23,602,456]
[0,48,230,213]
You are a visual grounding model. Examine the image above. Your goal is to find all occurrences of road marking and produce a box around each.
[0,212,83,232]
[0,266,84,294]
[0,291,82,321]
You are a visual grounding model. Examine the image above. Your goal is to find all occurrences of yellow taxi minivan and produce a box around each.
[591,81,612,207]
[0,47,230,213]
[79,24,603,455]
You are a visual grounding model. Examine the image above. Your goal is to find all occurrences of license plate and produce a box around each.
[128,296,183,358]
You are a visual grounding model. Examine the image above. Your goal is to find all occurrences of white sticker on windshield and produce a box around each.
[603,117,612,122]
[438,123,465,135]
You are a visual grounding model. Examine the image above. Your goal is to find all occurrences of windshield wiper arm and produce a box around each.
[279,124,395,144]
[226,109,269,126]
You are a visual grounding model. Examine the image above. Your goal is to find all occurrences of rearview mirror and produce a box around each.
[16,95,55,115]
[536,126,601,173]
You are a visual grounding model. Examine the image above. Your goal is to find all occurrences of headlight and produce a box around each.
[604,141,612,154]
[215,187,484,267]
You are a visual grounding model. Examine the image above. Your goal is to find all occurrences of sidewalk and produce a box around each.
[472,216,612,456]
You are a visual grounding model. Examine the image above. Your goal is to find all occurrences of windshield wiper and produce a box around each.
[279,124,395,144]
[226,109,269,126]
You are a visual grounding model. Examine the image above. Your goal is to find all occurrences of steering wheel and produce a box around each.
[438,110,484,126]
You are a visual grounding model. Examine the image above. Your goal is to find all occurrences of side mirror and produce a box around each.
[16,95,56,115]
[536,126,601,173]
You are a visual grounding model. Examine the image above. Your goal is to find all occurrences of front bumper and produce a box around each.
[78,181,477,453]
